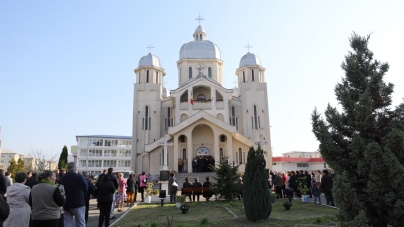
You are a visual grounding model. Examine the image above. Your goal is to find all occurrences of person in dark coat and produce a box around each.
[288,171,298,199]
[320,169,335,206]
[202,177,213,200]
[126,174,137,206]
[97,175,116,227]
[192,178,202,202]
[0,169,7,196]
[58,162,88,227]
[0,193,9,227]
[25,171,39,189]
[182,177,192,202]
[82,171,95,225]
[168,173,178,203]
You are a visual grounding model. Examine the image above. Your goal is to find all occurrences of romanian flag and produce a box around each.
[190,91,194,105]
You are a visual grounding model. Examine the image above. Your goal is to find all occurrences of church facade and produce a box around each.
[131,25,272,175]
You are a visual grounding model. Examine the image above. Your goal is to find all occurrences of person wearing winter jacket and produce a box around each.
[4,172,31,227]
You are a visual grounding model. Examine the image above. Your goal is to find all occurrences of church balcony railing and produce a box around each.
[179,100,224,110]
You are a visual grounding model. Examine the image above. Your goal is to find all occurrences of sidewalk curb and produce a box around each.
[110,203,137,227]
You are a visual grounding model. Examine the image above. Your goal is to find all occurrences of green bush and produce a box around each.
[200,218,209,225]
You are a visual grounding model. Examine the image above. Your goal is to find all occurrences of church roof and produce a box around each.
[239,52,261,68]
[173,75,232,93]
[179,41,221,59]
[138,52,162,68]
[195,25,206,33]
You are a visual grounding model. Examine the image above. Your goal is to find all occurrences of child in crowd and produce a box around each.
[312,184,321,205]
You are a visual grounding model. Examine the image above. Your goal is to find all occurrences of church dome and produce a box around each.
[239,52,261,68]
[179,26,221,60]
[179,41,221,59]
[195,25,206,33]
[138,53,161,68]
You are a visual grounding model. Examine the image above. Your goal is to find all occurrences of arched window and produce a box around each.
[189,67,192,79]
[208,67,212,78]
[146,70,149,83]
[179,135,186,143]
[254,105,258,129]
[243,71,245,83]
[252,69,255,81]
[143,106,151,130]
[156,72,158,83]
[139,73,141,83]
[199,34,202,40]
[239,148,243,164]
[197,94,206,101]
[183,148,187,159]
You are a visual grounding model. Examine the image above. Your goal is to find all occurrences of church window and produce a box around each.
[239,148,243,164]
[197,94,206,101]
[146,70,149,83]
[199,34,202,40]
[220,148,224,161]
[236,152,238,164]
[164,118,167,131]
[254,105,258,129]
[156,72,158,83]
[220,135,226,142]
[230,106,235,126]
[144,106,151,130]
[243,151,246,164]
[208,67,212,78]
[236,117,238,130]
[243,71,245,83]
[183,148,187,159]
[258,116,261,129]
[167,107,171,127]
[180,135,186,143]
[252,69,255,81]
[189,67,192,79]
[139,73,141,83]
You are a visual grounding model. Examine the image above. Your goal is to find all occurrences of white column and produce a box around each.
[173,135,178,172]
[188,87,193,117]
[213,131,219,165]
[227,133,233,164]
[211,87,216,114]
[175,94,181,124]
[224,94,229,124]
[187,132,193,172]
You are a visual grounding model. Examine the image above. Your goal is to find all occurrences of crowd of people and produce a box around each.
[0,163,140,227]
[269,169,336,206]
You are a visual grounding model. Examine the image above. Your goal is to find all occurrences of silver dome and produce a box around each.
[138,53,161,68]
[239,52,261,68]
[179,41,221,59]
[195,25,206,33]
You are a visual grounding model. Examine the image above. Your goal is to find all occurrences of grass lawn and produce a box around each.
[113,199,339,227]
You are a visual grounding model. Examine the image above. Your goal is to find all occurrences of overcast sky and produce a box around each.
[1,1,403,158]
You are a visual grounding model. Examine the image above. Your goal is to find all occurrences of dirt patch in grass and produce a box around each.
[114,200,339,227]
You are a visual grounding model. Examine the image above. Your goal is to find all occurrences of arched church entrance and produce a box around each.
[191,124,216,173]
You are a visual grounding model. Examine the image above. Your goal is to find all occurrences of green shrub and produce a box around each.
[200,218,209,225]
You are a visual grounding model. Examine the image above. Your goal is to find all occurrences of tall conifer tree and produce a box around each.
[312,33,404,226]
[210,157,240,201]
[243,145,271,222]
[58,145,68,170]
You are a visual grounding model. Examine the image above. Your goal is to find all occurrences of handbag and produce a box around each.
[172,181,178,187]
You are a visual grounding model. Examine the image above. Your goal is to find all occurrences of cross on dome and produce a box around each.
[245,43,252,52]
[195,14,204,25]
[147,44,155,52]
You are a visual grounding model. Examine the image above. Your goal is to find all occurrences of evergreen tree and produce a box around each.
[243,146,271,222]
[312,33,404,226]
[210,157,240,201]
[58,145,68,170]
[16,158,25,174]
[7,158,18,182]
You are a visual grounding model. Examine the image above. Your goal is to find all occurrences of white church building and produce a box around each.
[132,24,272,175]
